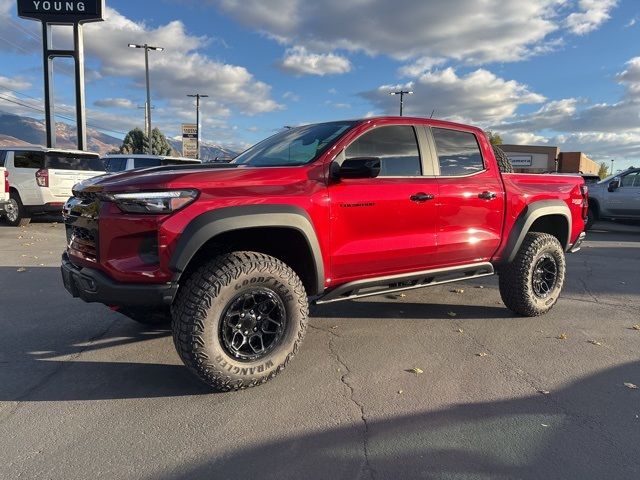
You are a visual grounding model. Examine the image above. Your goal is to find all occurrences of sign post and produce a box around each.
[17,0,105,150]
[182,124,198,159]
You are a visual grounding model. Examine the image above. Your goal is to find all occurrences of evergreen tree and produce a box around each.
[118,127,173,155]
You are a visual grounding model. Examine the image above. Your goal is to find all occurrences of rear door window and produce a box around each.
[432,128,484,176]
[14,151,45,169]
[134,158,161,169]
[45,153,103,171]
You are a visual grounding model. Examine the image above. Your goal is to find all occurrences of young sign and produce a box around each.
[17,0,104,24]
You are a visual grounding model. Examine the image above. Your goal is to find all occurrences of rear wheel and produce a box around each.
[499,232,566,316]
[4,192,30,227]
[585,207,596,230]
[171,251,308,391]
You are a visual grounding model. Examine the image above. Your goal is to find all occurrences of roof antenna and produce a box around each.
[430,109,435,118]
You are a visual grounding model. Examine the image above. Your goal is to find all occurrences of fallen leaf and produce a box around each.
[475,285,484,289]
[16,267,26,272]
[330,325,338,330]
[397,390,403,394]
[451,288,464,294]
[632,325,640,331]
[541,423,549,428]
[456,327,464,333]
[624,382,638,390]
[556,333,568,340]
[399,293,406,298]
[476,352,488,357]
[448,311,457,317]
[407,367,424,375]
[336,368,341,372]
[587,340,602,346]
[538,390,550,395]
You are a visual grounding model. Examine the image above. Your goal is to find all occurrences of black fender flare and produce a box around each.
[169,205,325,295]
[501,200,572,264]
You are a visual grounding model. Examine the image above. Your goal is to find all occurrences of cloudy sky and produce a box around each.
[0,0,639,169]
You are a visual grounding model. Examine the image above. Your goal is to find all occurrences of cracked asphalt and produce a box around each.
[0,218,639,480]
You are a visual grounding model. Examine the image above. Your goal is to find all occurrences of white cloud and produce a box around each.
[565,0,618,35]
[398,57,446,77]
[279,46,351,76]
[282,91,300,102]
[94,98,135,109]
[361,67,545,125]
[213,0,610,65]
[0,75,32,91]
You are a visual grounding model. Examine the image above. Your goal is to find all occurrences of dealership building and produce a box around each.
[500,144,599,175]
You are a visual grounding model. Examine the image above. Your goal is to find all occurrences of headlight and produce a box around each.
[106,190,198,214]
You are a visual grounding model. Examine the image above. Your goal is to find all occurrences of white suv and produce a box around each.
[0,147,105,226]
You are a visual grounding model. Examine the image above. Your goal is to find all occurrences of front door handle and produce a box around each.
[410,192,435,203]
[478,191,497,200]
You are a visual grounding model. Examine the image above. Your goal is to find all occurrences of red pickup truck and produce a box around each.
[61,117,587,390]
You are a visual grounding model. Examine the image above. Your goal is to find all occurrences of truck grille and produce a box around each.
[68,226,97,262]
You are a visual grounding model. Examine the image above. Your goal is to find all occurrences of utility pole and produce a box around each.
[187,93,209,159]
[129,43,164,154]
[389,90,413,116]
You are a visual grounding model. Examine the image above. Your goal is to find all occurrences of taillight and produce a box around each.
[35,168,49,187]
[580,184,588,219]
[3,170,8,192]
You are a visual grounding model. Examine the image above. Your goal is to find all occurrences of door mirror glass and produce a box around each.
[608,178,620,192]
[334,157,381,179]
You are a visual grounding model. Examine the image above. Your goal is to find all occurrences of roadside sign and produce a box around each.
[509,154,533,167]
[17,0,104,24]
[182,123,198,158]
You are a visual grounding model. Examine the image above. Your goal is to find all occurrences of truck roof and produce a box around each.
[0,146,100,156]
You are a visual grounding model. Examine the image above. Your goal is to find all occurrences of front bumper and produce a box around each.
[569,231,586,253]
[61,253,178,307]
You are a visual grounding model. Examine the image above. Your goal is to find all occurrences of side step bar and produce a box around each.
[315,262,494,304]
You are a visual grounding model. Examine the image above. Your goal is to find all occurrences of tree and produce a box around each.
[597,162,609,179]
[486,130,503,145]
[119,127,173,155]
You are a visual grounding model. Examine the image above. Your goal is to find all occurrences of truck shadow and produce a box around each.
[144,360,640,480]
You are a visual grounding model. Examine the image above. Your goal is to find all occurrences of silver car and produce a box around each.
[587,168,640,229]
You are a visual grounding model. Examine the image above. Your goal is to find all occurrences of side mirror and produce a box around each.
[608,178,620,192]
[332,157,381,180]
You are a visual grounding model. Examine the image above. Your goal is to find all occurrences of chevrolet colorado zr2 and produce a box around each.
[61,117,587,390]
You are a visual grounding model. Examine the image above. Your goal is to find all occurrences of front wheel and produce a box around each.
[498,232,566,316]
[171,251,308,391]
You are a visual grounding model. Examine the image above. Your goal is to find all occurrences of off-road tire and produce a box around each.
[498,232,566,316]
[5,191,30,227]
[118,307,171,325]
[493,145,514,174]
[171,251,308,391]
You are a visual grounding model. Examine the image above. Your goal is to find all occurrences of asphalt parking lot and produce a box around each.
[0,218,639,479]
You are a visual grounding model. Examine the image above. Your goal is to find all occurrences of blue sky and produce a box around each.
[0,0,639,170]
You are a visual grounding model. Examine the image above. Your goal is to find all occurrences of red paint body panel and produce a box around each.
[64,116,586,293]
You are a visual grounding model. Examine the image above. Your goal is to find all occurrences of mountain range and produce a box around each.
[0,112,237,161]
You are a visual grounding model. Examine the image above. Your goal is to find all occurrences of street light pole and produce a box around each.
[128,43,164,154]
[187,94,209,159]
[389,90,413,116]
[611,159,615,175]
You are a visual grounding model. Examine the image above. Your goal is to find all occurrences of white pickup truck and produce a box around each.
[0,163,8,216]
[0,147,104,226]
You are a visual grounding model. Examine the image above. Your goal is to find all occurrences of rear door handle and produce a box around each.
[478,191,497,200]
[410,192,435,203]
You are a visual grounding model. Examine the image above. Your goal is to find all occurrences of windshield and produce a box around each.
[232,121,357,167]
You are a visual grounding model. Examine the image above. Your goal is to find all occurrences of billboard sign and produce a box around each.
[182,123,198,158]
[17,0,104,24]
[508,154,533,167]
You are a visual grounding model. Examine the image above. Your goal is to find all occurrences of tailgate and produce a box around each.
[49,169,105,197]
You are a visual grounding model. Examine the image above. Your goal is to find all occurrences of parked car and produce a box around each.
[61,117,587,390]
[0,152,9,216]
[586,167,640,229]
[0,147,104,226]
[102,154,201,172]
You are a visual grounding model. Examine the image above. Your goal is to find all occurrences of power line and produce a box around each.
[0,94,128,136]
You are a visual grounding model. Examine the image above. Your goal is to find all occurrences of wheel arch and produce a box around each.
[169,205,325,296]
[501,200,571,264]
